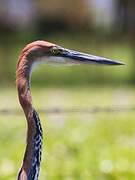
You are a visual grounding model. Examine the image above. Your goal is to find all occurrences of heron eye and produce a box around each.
[51,47,61,55]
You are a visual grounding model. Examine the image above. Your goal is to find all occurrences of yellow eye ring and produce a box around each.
[51,47,60,55]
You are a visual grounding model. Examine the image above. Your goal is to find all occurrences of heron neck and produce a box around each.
[16,54,33,115]
[18,109,43,180]
[16,57,43,180]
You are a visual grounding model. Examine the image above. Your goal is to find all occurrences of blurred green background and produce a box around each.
[0,0,135,179]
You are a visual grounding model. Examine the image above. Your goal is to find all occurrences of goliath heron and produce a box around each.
[16,40,124,179]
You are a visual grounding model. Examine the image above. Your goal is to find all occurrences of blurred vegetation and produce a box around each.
[0,1,135,179]
[1,87,135,179]
[0,0,134,86]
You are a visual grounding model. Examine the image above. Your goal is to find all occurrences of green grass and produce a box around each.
[0,86,135,179]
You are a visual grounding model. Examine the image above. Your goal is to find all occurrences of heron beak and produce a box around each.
[60,48,124,65]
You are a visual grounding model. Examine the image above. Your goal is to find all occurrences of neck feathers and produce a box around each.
[16,41,55,179]
[27,110,43,180]
[16,43,45,180]
[18,110,43,180]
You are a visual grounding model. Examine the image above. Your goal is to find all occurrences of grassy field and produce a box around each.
[0,86,135,180]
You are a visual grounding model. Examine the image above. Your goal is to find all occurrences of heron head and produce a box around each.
[23,40,124,66]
